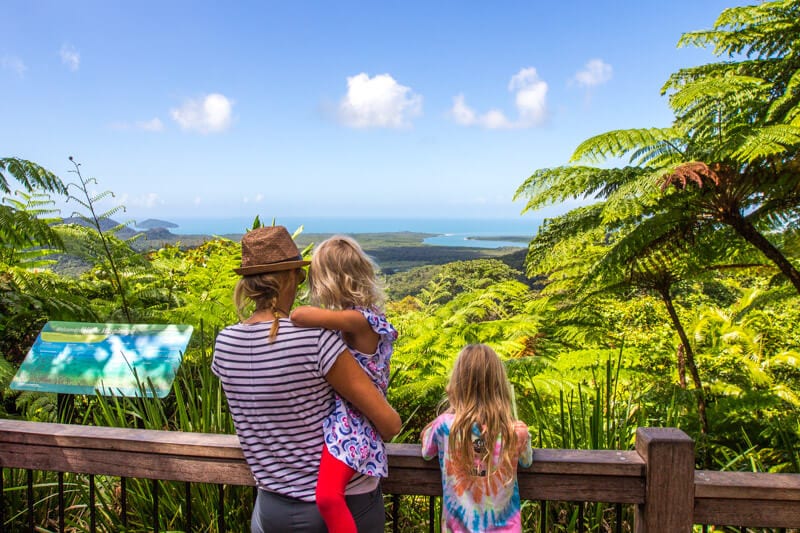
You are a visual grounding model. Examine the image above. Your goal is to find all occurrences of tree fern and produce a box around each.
[570,128,685,165]
[64,158,141,322]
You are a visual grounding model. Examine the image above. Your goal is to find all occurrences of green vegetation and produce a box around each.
[3,1,800,531]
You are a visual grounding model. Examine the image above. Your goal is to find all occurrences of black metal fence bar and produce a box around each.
[428,495,435,533]
[185,481,192,532]
[57,472,64,533]
[26,469,33,532]
[152,478,159,533]
[217,484,225,533]
[121,476,127,527]
[89,474,96,533]
[539,499,547,533]
[391,494,399,533]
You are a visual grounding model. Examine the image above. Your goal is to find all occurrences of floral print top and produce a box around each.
[421,413,533,532]
[323,306,397,477]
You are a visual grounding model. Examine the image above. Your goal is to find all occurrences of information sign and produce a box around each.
[10,321,193,398]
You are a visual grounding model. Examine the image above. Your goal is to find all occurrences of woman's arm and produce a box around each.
[292,306,379,353]
[325,349,401,441]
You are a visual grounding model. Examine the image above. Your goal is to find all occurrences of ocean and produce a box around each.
[164,216,541,249]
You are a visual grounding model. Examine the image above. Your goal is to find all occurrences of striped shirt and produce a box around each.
[212,319,377,502]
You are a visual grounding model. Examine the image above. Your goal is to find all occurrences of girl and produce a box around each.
[421,344,533,533]
[290,235,398,533]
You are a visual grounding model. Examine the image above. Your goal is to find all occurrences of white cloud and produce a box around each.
[242,193,264,204]
[60,44,80,71]
[135,118,164,132]
[109,118,164,132]
[114,192,162,209]
[193,196,202,206]
[510,68,548,126]
[1,55,27,77]
[338,73,422,128]
[450,67,548,129]
[451,94,476,125]
[170,93,233,134]
[572,59,613,88]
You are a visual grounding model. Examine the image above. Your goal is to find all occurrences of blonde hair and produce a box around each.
[233,269,298,339]
[446,344,518,484]
[309,235,385,310]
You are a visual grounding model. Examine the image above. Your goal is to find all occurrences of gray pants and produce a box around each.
[251,486,385,532]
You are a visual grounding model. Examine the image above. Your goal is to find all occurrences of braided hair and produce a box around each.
[233,270,294,339]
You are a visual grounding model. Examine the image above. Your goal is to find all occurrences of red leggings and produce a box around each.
[316,444,357,533]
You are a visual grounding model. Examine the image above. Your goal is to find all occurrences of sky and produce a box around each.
[2,0,750,223]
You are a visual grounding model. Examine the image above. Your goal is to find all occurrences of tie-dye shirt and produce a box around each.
[421,414,533,532]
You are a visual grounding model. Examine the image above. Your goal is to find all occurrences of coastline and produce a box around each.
[54,218,531,278]
[129,216,537,251]
[160,215,540,239]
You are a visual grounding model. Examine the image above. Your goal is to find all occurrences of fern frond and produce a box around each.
[96,204,127,220]
[514,166,650,211]
[0,204,63,253]
[730,124,800,162]
[678,0,800,59]
[0,158,67,195]
[571,128,684,164]
[766,67,800,122]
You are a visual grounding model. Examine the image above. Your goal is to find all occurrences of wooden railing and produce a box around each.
[1,420,799,531]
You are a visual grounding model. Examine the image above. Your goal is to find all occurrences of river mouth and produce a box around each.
[422,233,528,249]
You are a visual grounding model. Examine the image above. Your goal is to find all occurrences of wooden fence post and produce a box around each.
[634,427,694,532]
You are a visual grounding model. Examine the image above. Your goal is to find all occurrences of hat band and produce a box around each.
[256,254,303,266]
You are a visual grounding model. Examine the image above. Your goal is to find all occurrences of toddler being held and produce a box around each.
[291,235,398,533]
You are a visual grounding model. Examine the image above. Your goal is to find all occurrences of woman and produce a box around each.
[212,226,402,532]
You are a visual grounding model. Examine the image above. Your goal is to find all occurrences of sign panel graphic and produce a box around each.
[10,321,193,398]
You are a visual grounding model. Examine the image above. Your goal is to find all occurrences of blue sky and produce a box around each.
[2,0,748,223]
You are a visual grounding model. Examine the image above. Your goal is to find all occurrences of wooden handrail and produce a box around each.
[1,420,799,529]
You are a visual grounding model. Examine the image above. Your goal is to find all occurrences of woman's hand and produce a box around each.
[325,349,402,441]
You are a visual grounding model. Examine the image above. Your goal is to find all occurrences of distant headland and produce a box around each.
[135,218,179,230]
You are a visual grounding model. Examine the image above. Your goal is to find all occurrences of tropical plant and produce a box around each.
[0,157,66,261]
[513,0,800,439]
[60,157,147,323]
[516,1,800,299]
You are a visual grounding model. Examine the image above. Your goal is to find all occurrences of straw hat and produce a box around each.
[234,226,310,276]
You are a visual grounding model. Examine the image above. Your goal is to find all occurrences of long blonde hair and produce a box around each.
[233,269,297,339]
[446,344,518,482]
[309,235,385,310]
